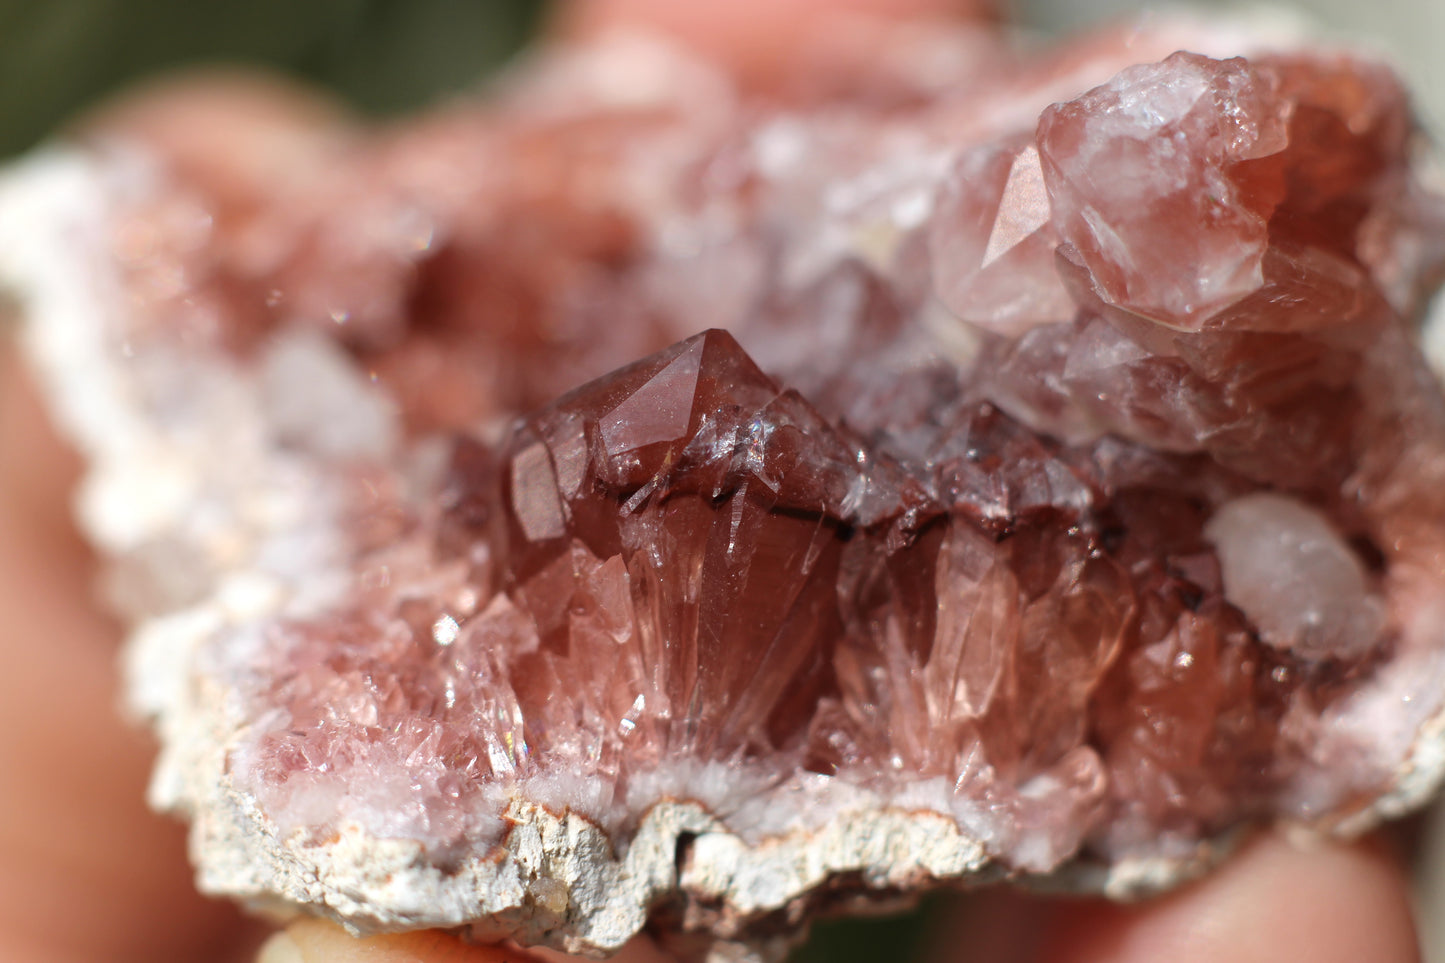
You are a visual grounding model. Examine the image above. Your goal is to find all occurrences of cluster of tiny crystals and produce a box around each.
[105,24,1445,875]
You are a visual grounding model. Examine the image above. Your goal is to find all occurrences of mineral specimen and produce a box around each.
[3,11,1445,963]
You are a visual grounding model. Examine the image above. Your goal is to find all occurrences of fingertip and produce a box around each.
[0,345,258,963]
[259,919,549,963]
[75,67,348,142]
[1039,833,1420,963]
[67,68,352,199]
[257,928,306,963]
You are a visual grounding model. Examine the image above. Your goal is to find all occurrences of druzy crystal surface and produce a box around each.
[5,12,1445,960]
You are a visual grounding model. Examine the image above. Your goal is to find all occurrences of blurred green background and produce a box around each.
[0,0,544,156]
[2,0,1441,160]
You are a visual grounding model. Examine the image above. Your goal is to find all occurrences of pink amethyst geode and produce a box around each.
[5,14,1445,961]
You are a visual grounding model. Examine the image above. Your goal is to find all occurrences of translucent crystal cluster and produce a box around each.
[7,14,1445,957]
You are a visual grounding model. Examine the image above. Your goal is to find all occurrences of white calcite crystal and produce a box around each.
[1206,493,1386,662]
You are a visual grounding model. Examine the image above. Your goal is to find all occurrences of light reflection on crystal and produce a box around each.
[432,614,460,646]
[96,25,1445,880]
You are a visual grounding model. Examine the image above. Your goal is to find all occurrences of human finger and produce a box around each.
[0,344,259,962]
[256,919,676,963]
[257,920,542,963]
[1035,832,1420,963]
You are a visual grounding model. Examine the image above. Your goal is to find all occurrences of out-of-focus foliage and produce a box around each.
[0,0,544,156]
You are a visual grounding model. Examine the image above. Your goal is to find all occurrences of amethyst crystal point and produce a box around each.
[5,12,1445,963]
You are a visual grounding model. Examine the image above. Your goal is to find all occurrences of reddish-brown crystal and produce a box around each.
[497,330,862,757]
[71,17,1445,911]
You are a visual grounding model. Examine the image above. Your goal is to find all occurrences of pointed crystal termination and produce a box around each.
[930,138,1073,335]
[489,330,867,763]
[7,13,1445,961]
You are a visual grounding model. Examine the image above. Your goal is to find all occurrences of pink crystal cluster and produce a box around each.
[102,24,1445,885]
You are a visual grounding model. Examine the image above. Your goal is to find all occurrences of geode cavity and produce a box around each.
[4,13,1445,962]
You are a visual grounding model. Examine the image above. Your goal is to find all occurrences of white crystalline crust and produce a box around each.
[6,142,1445,961]
[0,148,1002,959]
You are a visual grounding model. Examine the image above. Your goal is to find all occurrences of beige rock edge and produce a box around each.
[4,149,1445,963]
